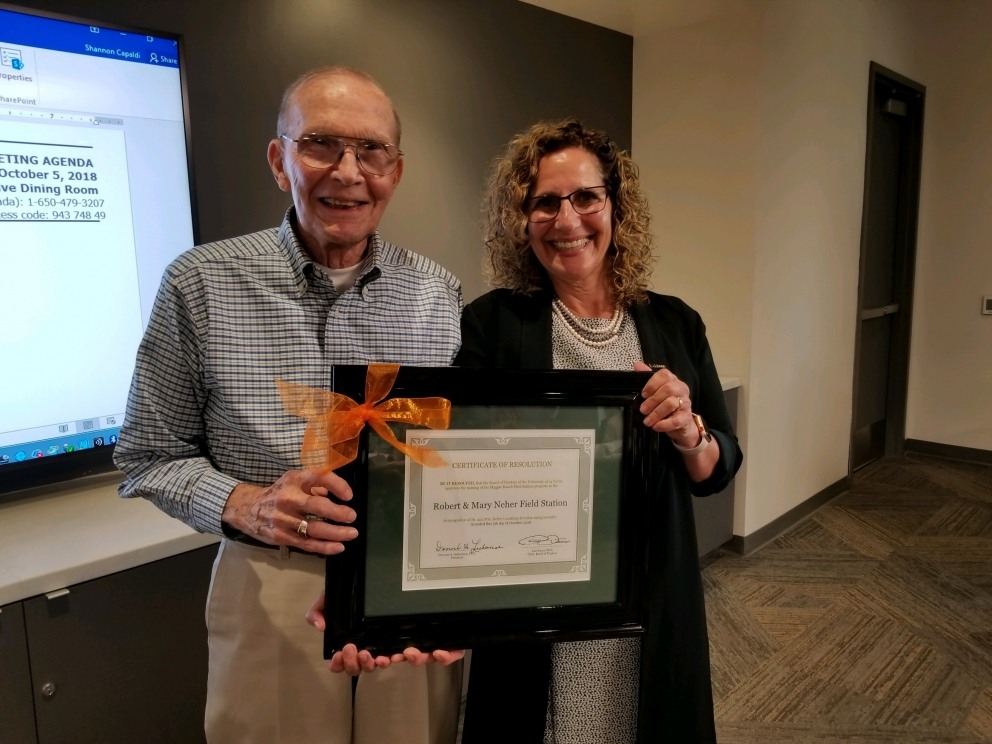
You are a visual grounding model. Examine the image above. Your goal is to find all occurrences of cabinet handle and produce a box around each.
[45,588,70,600]
[41,681,57,699]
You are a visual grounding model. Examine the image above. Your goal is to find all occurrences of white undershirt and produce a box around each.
[315,262,363,294]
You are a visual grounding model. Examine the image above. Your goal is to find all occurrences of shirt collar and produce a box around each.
[278,207,384,295]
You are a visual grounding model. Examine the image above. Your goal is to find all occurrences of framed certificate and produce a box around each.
[324,365,658,657]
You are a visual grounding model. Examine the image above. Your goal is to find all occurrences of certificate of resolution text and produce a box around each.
[402,429,595,590]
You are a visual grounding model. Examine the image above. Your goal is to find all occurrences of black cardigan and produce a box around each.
[456,289,743,744]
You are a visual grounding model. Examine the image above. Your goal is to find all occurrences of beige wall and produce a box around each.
[632,7,761,535]
[907,1,992,450]
[634,0,990,539]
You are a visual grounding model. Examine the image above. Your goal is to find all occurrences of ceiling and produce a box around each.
[519,0,753,37]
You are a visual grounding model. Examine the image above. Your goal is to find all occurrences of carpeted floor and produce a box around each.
[703,453,992,743]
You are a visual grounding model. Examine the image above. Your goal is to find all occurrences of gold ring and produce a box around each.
[297,519,309,538]
[677,396,683,411]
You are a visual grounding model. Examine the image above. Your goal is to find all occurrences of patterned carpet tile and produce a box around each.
[964,685,992,739]
[909,623,992,691]
[905,456,992,504]
[778,607,980,723]
[844,551,992,649]
[747,606,829,646]
[770,518,875,552]
[717,605,983,731]
[828,495,949,542]
[904,536,992,591]
[761,605,898,676]
[810,507,900,560]
[710,574,850,650]
[745,580,847,609]
[709,570,863,608]
[818,613,983,729]
[708,550,879,588]
[703,573,781,698]
[836,483,951,510]
[714,651,876,724]
[857,643,980,729]
[941,478,992,505]
[919,498,992,537]
[715,721,991,743]
[972,631,992,661]
[708,456,992,742]
[854,460,955,491]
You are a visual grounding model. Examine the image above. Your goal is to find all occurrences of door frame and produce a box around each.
[850,62,926,470]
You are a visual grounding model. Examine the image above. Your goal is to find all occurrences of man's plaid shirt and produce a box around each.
[115,210,462,535]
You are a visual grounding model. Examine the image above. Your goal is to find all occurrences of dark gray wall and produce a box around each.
[10,0,631,300]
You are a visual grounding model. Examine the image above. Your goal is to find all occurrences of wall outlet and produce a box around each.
[984,295,992,315]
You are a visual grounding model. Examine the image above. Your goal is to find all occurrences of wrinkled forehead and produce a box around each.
[285,74,399,143]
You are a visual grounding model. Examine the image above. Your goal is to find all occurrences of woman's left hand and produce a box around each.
[632,362,700,449]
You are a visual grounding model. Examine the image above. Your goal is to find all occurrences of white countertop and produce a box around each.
[0,475,219,606]
[0,376,741,607]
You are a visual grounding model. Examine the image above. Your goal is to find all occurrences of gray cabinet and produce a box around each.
[0,601,37,743]
[1,545,216,744]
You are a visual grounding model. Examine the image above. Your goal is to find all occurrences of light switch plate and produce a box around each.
[984,295,992,315]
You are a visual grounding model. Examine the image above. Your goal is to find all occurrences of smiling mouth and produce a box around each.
[319,197,366,209]
[550,238,590,251]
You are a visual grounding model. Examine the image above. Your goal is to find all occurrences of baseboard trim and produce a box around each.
[728,474,852,557]
[904,439,992,466]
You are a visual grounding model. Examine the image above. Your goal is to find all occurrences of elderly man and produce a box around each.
[115,67,463,744]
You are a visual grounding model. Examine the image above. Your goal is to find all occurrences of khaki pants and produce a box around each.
[204,540,462,744]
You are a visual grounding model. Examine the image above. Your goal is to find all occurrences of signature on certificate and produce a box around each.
[518,534,570,545]
[435,538,504,554]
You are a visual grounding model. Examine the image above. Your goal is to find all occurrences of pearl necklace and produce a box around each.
[551,297,625,348]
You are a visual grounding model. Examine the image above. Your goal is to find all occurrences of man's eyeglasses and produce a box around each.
[524,185,609,223]
[279,133,403,176]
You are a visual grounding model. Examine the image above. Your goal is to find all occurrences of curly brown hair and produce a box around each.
[482,119,654,306]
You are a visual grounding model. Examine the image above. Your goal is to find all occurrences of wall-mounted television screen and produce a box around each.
[0,3,197,497]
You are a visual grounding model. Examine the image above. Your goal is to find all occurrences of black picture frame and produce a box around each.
[324,365,658,657]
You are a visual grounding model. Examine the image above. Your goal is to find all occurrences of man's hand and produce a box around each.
[306,591,466,675]
[222,470,357,555]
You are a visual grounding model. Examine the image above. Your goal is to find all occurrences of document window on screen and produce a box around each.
[0,8,194,480]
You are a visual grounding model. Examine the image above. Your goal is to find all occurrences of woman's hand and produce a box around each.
[634,362,720,481]
[306,591,466,675]
[633,362,699,447]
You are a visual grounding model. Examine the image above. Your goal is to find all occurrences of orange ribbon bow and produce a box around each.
[276,364,450,472]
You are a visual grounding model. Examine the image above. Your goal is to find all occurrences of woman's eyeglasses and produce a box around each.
[524,185,609,223]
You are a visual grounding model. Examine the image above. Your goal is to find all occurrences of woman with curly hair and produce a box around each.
[458,120,742,743]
